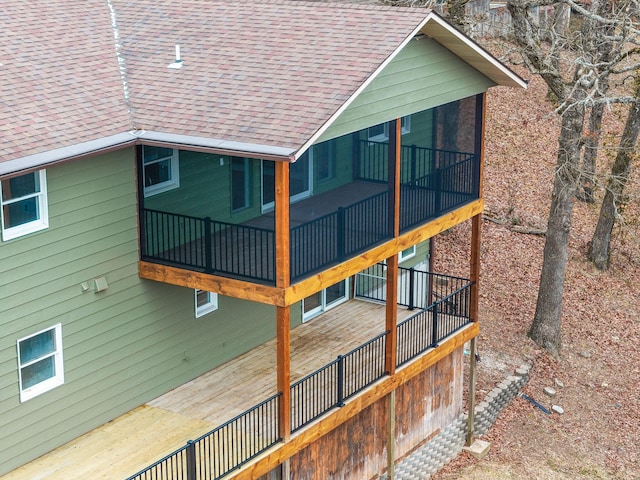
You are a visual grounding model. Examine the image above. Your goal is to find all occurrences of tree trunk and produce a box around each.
[578,103,605,203]
[589,78,640,269]
[577,1,613,204]
[528,100,585,356]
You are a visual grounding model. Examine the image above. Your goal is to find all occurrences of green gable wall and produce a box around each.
[317,37,495,143]
[0,150,276,475]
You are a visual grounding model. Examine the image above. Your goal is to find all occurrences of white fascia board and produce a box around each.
[133,131,295,161]
[421,12,528,90]
[0,133,136,177]
[293,11,527,162]
[291,17,433,162]
[1,131,296,177]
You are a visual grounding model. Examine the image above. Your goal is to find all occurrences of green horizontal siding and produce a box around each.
[318,37,494,143]
[0,149,277,475]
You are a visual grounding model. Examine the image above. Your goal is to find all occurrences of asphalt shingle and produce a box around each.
[1,0,428,163]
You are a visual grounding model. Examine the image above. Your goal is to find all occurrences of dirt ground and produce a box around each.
[431,71,640,479]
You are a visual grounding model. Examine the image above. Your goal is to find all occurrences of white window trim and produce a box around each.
[367,116,411,144]
[17,323,64,403]
[367,123,389,143]
[302,279,349,322]
[399,245,417,262]
[401,115,411,135]
[195,289,218,317]
[1,170,49,241]
[143,147,180,197]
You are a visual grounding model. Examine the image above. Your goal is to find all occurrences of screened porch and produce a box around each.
[139,97,481,285]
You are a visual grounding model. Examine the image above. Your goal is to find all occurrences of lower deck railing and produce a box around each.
[126,273,472,480]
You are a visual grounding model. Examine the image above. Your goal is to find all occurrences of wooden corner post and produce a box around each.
[467,94,485,446]
[275,161,291,441]
[385,118,402,477]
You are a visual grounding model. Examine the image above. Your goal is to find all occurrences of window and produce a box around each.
[401,115,411,135]
[142,146,179,196]
[315,141,336,182]
[303,279,349,322]
[17,324,64,402]
[1,170,48,241]
[399,245,416,262]
[367,116,411,143]
[231,158,251,211]
[262,154,312,212]
[367,122,388,143]
[195,289,218,317]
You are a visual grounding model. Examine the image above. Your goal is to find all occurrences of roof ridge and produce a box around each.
[107,0,134,130]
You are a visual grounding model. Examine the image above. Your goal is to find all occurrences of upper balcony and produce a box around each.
[138,97,481,287]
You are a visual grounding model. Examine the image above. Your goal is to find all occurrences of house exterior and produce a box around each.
[0,1,525,478]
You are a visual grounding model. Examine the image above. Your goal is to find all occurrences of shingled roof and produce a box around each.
[0,0,525,173]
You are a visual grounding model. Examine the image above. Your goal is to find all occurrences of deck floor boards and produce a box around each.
[4,299,417,480]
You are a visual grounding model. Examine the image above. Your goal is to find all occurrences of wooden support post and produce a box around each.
[467,191,482,446]
[388,118,401,239]
[275,161,291,442]
[275,161,290,288]
[385,118,401,376]
[470,214,481,323]
[385,254,398,376]
[475,93,487,198]
[277,305,291,442]
[466,335,478,446]
[387,390,396,480]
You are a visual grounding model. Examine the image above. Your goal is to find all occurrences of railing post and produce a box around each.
[408,267,415,311]
[353,133,361,181]
[434,169,442,215]
[337,355,345,407]
[204,216,213,273]
[431,306,439,347]
[411,144,417,186]
[337,207,345,260]
[186,440,196,480]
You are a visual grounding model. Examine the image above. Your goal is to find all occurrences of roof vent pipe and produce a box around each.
[168,44,183,69]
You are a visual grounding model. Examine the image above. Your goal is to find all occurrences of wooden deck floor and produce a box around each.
[3,299,416,480]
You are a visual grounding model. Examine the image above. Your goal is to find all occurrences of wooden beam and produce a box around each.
[230,322,479,480]
[275,161,290,289]
[466,335,478,447]
[476,93,487,199]
[385,254,398,377]
[387,390,396,479]
[139,200,483,308]
[138,261,286,305]
[393,119,401,238]
[470,213,481,323]
[276,306,291,442]
[284,200,484,304]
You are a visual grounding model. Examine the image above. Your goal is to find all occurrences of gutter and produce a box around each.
[0,131,296,178]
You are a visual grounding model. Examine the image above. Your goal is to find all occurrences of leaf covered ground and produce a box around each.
[432,70,640,479]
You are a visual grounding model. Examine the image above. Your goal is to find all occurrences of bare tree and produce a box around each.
[589,73,640,268]
[507,0,640,355]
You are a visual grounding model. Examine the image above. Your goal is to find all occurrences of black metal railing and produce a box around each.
[356,141,476,185]
[355,265,472,310]
[290,331,387,433]
[142,209,276,283]
[126,270,472,479]
[290,191,390,281]
[126,393,281,480]
[396,278,472,367]
[357,141,479,232]
[400,155,479,231]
